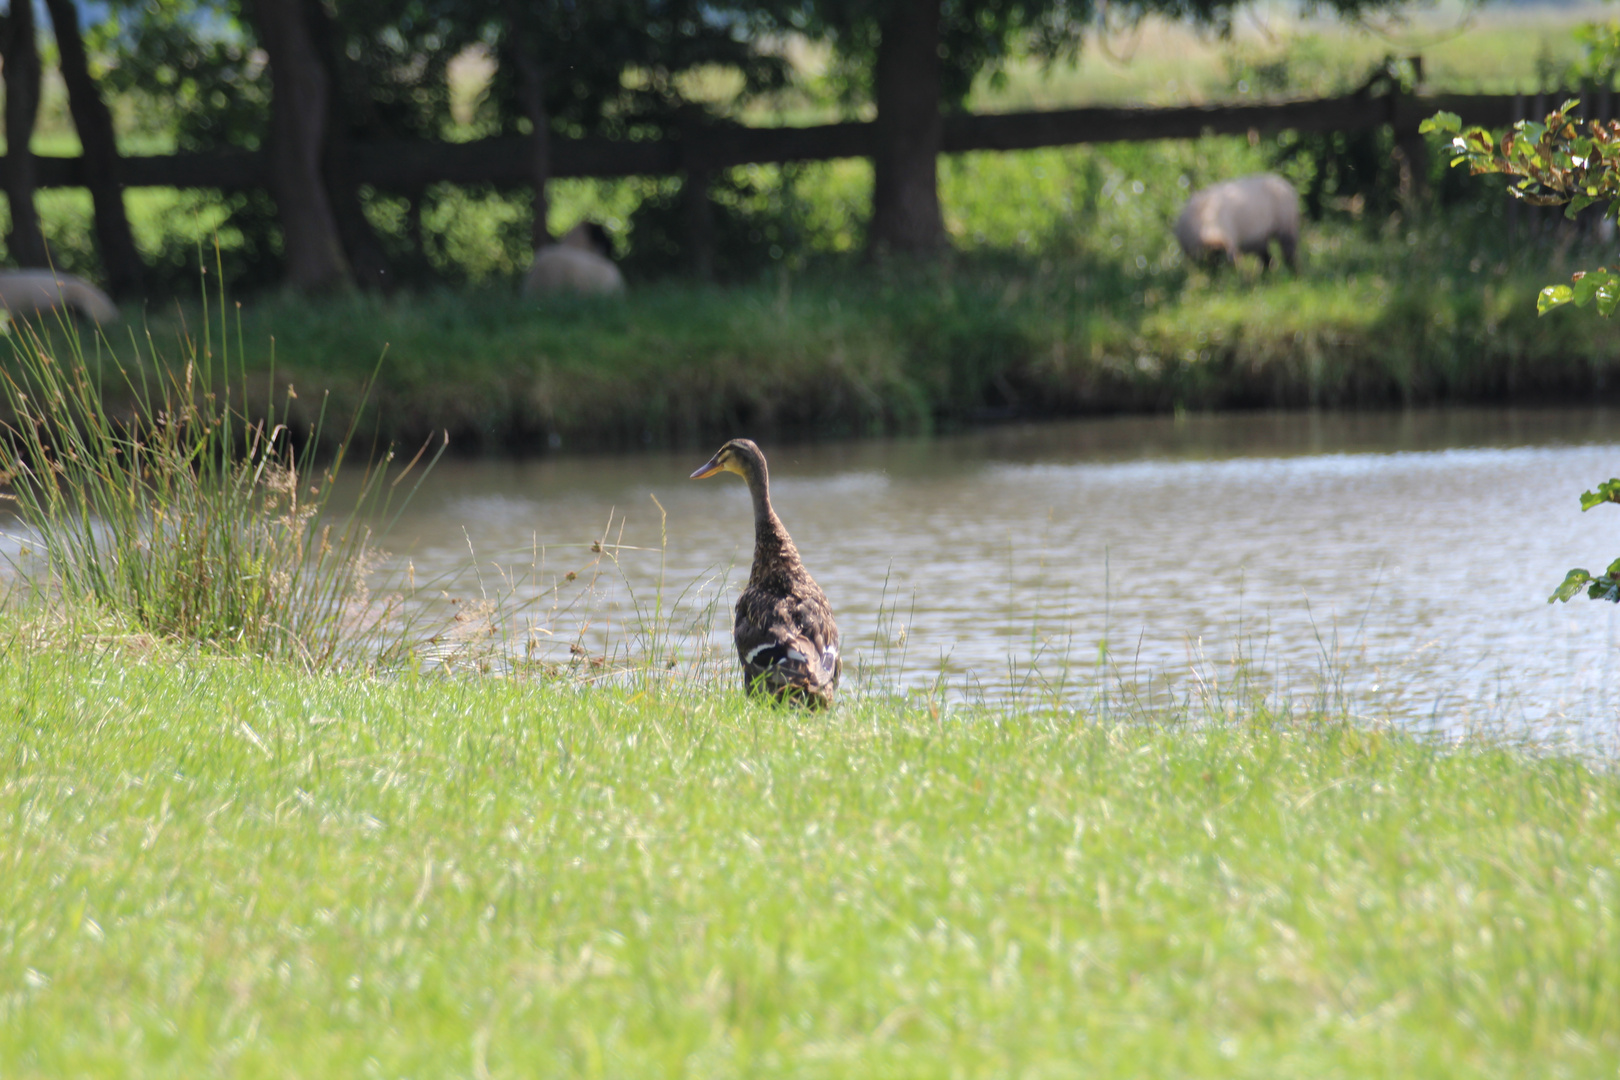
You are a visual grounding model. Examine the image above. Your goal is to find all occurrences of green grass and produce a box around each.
[2,633,1616,1077]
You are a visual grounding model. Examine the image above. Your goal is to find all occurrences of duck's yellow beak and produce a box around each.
[690,454,724,479]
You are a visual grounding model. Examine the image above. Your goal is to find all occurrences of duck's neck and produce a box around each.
[745,468,798,581]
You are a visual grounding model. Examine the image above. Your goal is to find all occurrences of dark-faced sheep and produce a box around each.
[522,222,625,297]
[1175,173,1301,273]
[0,269,119,324]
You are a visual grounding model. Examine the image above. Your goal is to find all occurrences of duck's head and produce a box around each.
[690,438,766,482]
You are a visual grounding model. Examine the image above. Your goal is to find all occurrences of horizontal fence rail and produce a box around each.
[0,89,1593,192]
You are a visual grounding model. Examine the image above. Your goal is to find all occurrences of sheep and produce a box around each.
[1175,173,1301,273]
[0,269,119,325]
[522,222,625,297]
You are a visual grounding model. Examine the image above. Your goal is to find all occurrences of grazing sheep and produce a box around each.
[522,222,625,297]
[0,269,119,324]
[1175,173,1301,273]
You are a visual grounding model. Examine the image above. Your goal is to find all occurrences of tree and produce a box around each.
[794,0,1408,259]
[300,0,783,282]
[43,0,144,296]
[1425,103,1620,605]
[869,0,945,255]
[794,0,1072,257]
[501,0,553,250]
[2,0,48,267]
[313,0,480,287]
[95,0,283,292]
[479,0,789,274]
[243,0,350,291]
[86,0,786,288]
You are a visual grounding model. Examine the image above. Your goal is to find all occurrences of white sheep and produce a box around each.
[522,222,625,297]
[1175,173,1301,273]
[0,269,119,325]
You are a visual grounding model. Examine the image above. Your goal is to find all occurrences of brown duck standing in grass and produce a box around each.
[691,439,841,707]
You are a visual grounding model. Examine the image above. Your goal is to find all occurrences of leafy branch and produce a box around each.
[1421,105,1620,604]
[1423,105,1620,315]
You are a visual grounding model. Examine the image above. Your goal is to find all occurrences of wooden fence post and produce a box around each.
[249,0,352,291]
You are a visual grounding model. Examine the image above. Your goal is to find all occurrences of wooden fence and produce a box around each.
[0,86,1601,193]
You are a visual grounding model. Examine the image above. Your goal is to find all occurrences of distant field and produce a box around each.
[959,2,1598,108]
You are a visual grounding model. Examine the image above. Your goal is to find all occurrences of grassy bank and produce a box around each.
[87,211,1618,456]
[2,633,1616,1077]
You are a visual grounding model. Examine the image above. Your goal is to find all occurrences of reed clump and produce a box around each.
[0,307,435,669]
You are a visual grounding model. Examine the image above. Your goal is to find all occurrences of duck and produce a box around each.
[690,438,841,707]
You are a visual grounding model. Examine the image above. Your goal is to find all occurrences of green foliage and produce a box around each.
[1546,480,1620,603]
[1578,477,1620,510]
[320,0,480,142]
[1567,18,1620,86]
[1549,560,1620,602]
[83,1,286,292]
[1537,267,1620,316]
[620,167,831,281]
[93,0,270,152]
[1270,57,1426,221]
[0,294,438,666]
[1428,101,1620,605]
[1426,101,1620,218]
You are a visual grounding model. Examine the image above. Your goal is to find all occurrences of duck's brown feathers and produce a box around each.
[691,439,841,707]
[734,521,840,706]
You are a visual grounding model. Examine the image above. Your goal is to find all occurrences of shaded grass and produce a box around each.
[1,634,1616,1077]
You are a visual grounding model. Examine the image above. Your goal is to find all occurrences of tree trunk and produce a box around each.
[248,0,350,291]
[868,0,945,258]
[306,1,393,291]
[43,0,143,295]
[2,0,47,267]
[504,8,551,249]
[322,137,393,291]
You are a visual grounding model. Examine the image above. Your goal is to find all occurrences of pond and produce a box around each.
[385,407,1620,737]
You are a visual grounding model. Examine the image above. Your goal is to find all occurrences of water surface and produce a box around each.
[388,408,1620,736]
